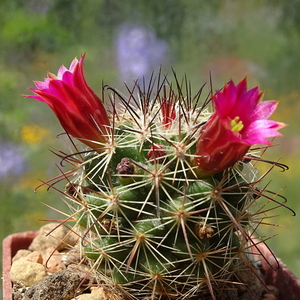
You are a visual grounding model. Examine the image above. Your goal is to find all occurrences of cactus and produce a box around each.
[25,55,290,300]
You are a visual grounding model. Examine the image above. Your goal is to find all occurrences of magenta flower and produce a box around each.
[194,78,285,177]
[24,55,110,150]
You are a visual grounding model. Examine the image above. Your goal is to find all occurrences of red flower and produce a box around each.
[147,144,167,164]
[161,99,176,129]
[194,78,285,177]
[158,86,177,129]
[24,55,110,150]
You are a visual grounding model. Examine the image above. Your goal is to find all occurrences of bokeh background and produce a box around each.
[1,0,300,291]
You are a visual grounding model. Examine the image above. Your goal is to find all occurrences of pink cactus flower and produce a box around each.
[194,78,285,177]
[24,55,110,150]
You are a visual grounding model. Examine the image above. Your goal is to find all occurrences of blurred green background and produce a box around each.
[1,0,300,289]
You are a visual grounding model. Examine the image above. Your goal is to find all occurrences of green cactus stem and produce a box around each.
[28,61,290,300]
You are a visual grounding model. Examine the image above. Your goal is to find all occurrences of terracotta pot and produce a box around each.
[2,231,300,300]
[2,231,39,300]
[258,244,300,300]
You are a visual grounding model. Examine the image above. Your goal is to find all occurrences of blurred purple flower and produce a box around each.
[116,23,169,83]
[0,141,27,178]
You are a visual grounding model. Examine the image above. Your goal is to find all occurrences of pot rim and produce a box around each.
[2,231,39,300]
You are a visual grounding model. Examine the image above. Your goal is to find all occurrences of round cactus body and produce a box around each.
[26,57,288,300]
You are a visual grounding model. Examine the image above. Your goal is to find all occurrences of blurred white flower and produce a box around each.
[116,23,169,84]
[0,141,27,178]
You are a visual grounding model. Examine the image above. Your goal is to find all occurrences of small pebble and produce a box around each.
[90,286,123,299]
[62,247,82,266]
[29,223,78,253]
[20,250,43,264]
[12,281,26,300]
[67,263,95,284]
[12,249,32,263]
[22,269,81,300]
[10,260,47,286]
[43,247,66,273]
[90,287,108,295]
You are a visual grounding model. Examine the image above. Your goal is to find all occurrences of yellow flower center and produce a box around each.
[230,116,244,132]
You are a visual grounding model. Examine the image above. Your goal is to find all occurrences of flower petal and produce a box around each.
[24,55,110,150]
[250,100,278,121]
[243,119,285,144]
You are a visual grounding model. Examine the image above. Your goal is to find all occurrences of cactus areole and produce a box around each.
[25,55,289,300]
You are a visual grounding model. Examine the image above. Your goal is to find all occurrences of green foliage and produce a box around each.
[1,10,69,63]
[95,0,185,40]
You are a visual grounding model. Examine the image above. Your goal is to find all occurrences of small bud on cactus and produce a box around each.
[25,56,290,300]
